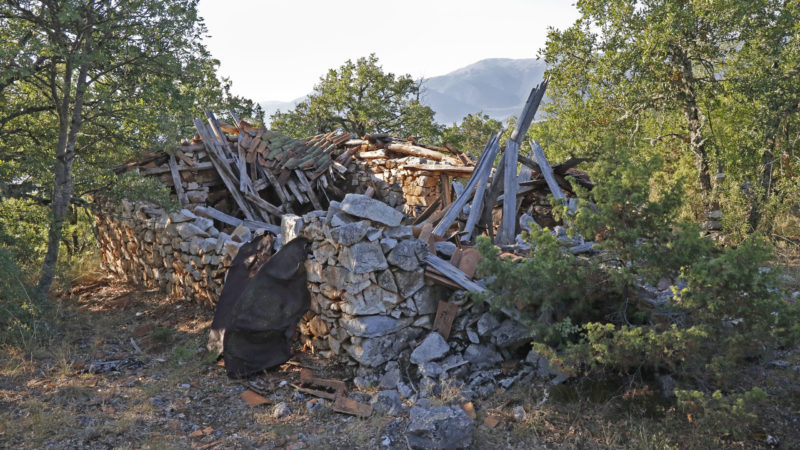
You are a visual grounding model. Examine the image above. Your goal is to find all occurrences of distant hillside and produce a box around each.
[421,58,547,124]
[259,58,547,126]
[260,98,304,125]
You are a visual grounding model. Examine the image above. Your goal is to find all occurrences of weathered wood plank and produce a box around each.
[479,79,549,242]
[461,133,502,242]
[400,164,474,177]
[440,174,452,208]
[244,192,282,219]
[168,154,188,207]
[531,140,565,202]
[499,139,520,245]
[432,133,498,237]
[385,142,461,164]
[193,118,257,221]
[194,205,280,235]
[295,170,322,210]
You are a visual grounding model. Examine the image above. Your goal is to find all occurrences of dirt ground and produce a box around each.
[1,277,797,449]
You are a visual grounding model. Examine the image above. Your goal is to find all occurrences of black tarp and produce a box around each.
[208,235,311,378]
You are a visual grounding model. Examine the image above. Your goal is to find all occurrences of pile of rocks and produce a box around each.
[296,194,566,395]
[296,193,446,366]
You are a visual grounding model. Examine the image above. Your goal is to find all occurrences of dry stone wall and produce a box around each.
[94,193,449,368]
[348,156,443,217]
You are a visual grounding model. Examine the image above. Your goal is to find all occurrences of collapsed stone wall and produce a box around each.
[94,194,455,367]
[348,156,444,218]
[95,193,560,397]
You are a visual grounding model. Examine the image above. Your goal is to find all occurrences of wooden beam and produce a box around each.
[432,132,499,237]
[499,139,520,245]
[461,133,502,242]
[194,205,280,235]
[244,192,282,219]
[401,164,474,177]
[193,118,257,221]
[531,140,565,202]
[295,170,322,210]
[439,174,452,208]
[168,154,188,207]
[385,142,461,164]
[479,79,549,242]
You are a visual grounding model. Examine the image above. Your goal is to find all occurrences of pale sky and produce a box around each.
[197,0,580,102]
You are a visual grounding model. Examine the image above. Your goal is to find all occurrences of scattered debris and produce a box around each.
[240,390,271,407]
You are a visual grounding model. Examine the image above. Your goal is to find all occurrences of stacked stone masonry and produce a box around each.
[95,194,450,368]
[347,156,444,218]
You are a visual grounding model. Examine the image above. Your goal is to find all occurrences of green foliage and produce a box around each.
[0,0,261,290]
[476,153,799,398]
[562,152,714,281]
[538,0,800,238]
[0,222,50,348]
[441,112,504,157]
[270,54,441,142]
[676,388,768,439]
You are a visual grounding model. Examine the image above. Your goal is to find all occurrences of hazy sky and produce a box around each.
[197,1,579,102]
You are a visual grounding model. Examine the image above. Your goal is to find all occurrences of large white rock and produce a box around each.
[340,193,404,227]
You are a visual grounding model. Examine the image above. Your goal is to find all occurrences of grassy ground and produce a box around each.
[1,276,797,449]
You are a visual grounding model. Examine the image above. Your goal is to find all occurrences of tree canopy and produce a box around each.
[535,0,800,233]
[270,54,441,142]
[0,0,261,292]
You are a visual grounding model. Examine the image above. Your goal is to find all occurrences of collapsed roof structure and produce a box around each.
[97,79,595,383]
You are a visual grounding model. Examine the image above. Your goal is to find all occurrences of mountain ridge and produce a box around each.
[259,58,547,125]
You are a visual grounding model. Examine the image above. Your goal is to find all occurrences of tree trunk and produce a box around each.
[747,141,777,231]
[672,46,713,198]
[37,62,89,294]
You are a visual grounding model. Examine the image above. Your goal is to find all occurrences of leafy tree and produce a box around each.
[270,54,441,141]
[0,0,261,294]
[441,112,504,158]
[538,0,800,230]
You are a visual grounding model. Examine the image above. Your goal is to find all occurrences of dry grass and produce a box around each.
[0,277,797,449]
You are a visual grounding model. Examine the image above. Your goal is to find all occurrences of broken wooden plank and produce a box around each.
[412,197,442,225]
[291,384,338,401]
[168,154,188,207]
[299,369,347,393]
[433,301,459,340]
[423,253,485,293]
[499,139,520,245]
[244,192,282,219]
[333,394,373,417]
[194,205,280,235]
[424,269,463,290]
[531,140,565,202]
[193,118,258,221]
[355,149,388,159]
[479,79,549,241]
[295,170,322,210]
[433,131,499,237]
[401,164,474,177]
[461,133,502,242]
[286,178,307,204]
[440,174,452,208]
